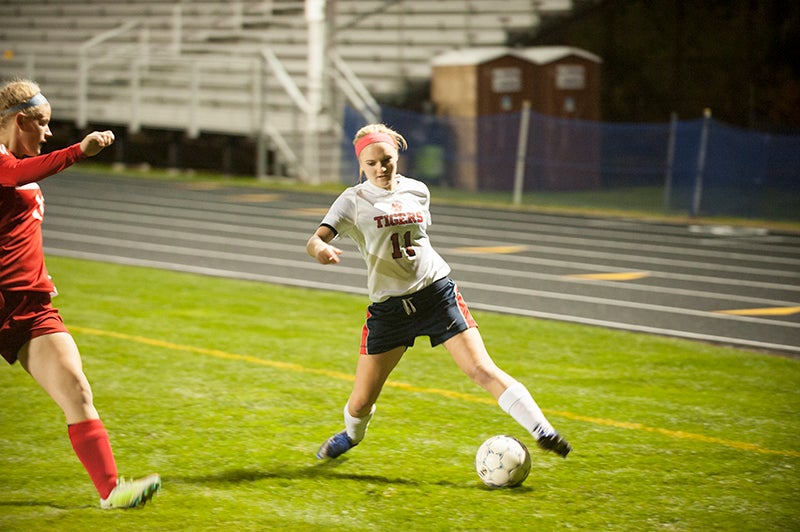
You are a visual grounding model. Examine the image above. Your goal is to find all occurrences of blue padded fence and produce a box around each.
[342,106,800,220]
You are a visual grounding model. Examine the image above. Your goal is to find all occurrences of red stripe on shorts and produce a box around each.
[455,284,477,328]
[359,310,372,355]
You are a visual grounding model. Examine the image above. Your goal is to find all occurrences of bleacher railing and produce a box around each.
[72,20,333,180]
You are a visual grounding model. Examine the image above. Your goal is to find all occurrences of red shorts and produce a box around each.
[0,291,68,364]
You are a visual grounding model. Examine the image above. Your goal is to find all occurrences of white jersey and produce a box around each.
[321,175,451,302]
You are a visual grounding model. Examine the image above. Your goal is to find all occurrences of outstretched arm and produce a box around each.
[0,130,115,187]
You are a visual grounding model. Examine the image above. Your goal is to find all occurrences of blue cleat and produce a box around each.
[316,430,357,459]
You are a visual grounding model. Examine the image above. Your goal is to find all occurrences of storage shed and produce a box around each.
[431,46,602,191]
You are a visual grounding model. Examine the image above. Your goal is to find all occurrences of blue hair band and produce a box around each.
[1,92,49,116]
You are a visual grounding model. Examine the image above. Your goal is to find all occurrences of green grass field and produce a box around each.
[1,256,798,531]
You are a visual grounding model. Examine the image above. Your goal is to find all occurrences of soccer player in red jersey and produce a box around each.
[0,79,160,509]
[307,123,572,460]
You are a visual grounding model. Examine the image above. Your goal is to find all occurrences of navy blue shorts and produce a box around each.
[360,277,477,355]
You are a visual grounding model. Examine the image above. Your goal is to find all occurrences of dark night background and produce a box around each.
[512,0,800,132]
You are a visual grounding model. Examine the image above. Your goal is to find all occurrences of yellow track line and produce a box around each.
[71,325,800,459]
[226,193,282,203]
[567,272,651,281]
[452,245,528,254]
[716,306,800,316]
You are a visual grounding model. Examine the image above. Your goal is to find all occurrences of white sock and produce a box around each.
[497,381,555,439]
[344,402,376,444]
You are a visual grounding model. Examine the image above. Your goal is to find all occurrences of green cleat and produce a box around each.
[100,473,162,509]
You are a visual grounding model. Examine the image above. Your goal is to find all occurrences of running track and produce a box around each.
[39,171,800,356]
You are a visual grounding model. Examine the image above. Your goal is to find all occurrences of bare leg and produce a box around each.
[347,345,407,417]
[444,328,572,456]
[18,332,98,424]
[17,332,123,495]
[443,327,514,399]
[317,346,407,458]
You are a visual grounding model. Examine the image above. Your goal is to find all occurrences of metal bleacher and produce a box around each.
[0,0,572,180]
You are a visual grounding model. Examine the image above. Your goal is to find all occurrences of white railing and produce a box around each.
[260,48,308,110]
[69,4,383,181]
[77,20,140,128]
[329,50,380,124]
[74,21,308,178]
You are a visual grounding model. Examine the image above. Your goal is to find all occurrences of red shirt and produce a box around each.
[0,143,85,292]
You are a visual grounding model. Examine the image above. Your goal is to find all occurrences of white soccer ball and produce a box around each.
[475,435,531,488]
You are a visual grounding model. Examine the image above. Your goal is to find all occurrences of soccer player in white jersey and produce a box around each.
[0,78,160,509]
[306,123,571,460]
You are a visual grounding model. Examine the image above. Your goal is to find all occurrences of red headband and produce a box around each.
[354,132,397,157]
